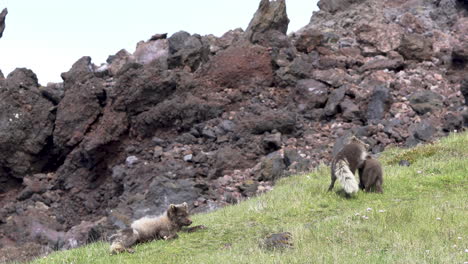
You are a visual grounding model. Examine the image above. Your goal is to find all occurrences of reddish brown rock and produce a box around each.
[295,28,323,53]
[356,23,403,53]
[201,43,274,88]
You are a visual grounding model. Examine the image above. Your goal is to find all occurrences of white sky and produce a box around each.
[0,0,318,85]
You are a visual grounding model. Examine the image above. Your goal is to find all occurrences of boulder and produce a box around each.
[283,148,309,172]
[340,98,361,122]
[241,110,296,135]
[60,56,94,84]
[62,220,103,249]
[442,112,463,132]
[245,0,289,44]
[358,55,404,72]
[201,43,274,88]
[260,232,293,250]
[212,146,250,178]
[4,68,39,89]
[355,23,403,53]
[294,28,323,53]
[366,85,392,122]
[409,90,444,115]
[0,69,55,178]
[53,59,105,151]
[256,151,286,181]
[167,31,209,71]
[107,49,134,76]
[323,86,347,117]
[138,177,202,217]
[398,33,433,61]
[133,38,169,66]
[312,69,351,88]
[294,79,329,110]
[409,120,437,145]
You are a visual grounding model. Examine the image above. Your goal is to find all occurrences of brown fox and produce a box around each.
[359,156,383,193]
[109,202,205,254]
[329,136,368,196]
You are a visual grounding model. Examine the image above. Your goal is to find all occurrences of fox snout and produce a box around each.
[180,217,192,226]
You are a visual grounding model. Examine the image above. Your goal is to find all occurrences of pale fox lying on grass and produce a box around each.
[109,202,206,254]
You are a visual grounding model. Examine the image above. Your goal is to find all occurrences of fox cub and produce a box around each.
[359,156,383,193]
[109,202,205,254]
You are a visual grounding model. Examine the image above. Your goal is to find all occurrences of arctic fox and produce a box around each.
[328,136,368,196]
[109,202,205,254]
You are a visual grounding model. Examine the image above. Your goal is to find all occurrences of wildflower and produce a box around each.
[417,170,422,174]
[436,217,441,221]
[362,215,369,220]
[457,237,462,240]
[378,209,385,213]
[355,212,360,216]
[366,207,372,212]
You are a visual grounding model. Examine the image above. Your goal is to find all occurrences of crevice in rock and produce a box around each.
[451,53,467,69]
[39,135,66,173]
[96,89,107,107]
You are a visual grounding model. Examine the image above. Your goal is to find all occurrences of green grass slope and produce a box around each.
[31,132,467,264]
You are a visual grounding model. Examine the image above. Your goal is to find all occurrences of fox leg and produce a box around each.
[328,171,337,191]
[375,179,383,193]
[183,225,207,233]
[358,167,365,190]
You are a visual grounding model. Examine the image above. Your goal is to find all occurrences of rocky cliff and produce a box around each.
[0,0,467,262]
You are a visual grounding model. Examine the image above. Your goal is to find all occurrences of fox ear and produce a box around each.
[182,202,188,208]
[168,204,177,216]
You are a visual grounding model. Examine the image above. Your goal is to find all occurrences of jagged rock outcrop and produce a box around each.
[245,0,289,46]
[0,69,55,180]
[0,0,467,262]
[0,8,7,39]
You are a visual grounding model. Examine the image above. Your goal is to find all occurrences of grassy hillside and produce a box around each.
[31,132,467,264]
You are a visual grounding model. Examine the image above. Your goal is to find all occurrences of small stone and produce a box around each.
[399,160,411,166]
[202,128,217,139]
[126,156,139,166]
[261,232,293,250]
[183,154,193,162]
[152,137,165,146]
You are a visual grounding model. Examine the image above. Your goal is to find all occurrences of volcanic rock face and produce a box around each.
[0,0,467,262]
[0,69,55,180]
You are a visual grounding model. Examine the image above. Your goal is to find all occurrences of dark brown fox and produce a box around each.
[359,156,383,193]
[329,136,368,195]
[109,202,205,254]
